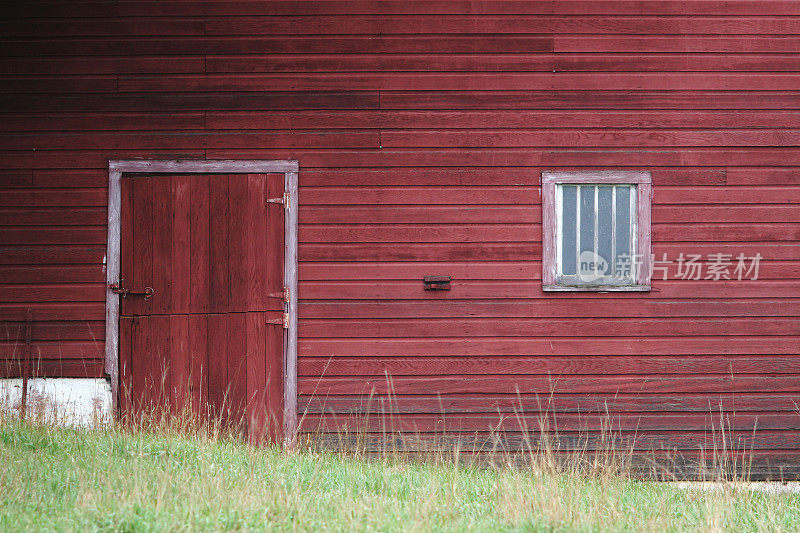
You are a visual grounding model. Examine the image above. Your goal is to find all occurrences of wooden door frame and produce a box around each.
[105,159,299,446]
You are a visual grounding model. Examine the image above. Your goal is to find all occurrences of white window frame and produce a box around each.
[541,171,652,292]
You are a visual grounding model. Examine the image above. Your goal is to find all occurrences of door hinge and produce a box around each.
[267,286,290,303]
[266,313,289,329]
[266,192,290,209]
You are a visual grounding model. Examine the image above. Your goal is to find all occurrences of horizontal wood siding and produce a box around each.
[0,1,799,476]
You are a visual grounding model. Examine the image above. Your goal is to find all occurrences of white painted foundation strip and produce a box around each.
[0,378,112,426]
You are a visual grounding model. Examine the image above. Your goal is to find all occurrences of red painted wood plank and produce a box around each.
[150,177,173,315]
[380,91,800,111]
[0,227,106,245]
[32,169,106,188]
[0,321,104,341]
[204,15,800,36]
[266,174,285,312]
[171,176,191,314]
[227,312,248,432]
[301,206,537,224]
[298,242,798,262]
[556,35,800,53]
[208,110,800,130]
[0,246,105,265]
[382,129,800,149]
[0,112,206,132]
[301,412,800,432]
[0,57,205,76]
[0,358,104,379]
[0,303,105,321]
[0,341,103,359]
[208,175,230,314]
[246,311,267,444]
[0,131,379,151]
[301,374,800,395]
[0,207,106,226]
[130,316,149,414]
[299,317,800,339]
[299,224,539,243]
[246,174,272,311]
[117,316,133,412]
[0,170,32,188]
[297,280,800,300]
[298,355,800,376]
[118,72,800,92]
[299,393,800,414]
[169,315,190,413]
[0,92,380,113]
[205,53,800,74]
[297,299,800,319]
[5,36,553,57]
[0,284,104,303]
[189,174,210,314]
[188,314,209,419]
[0,189,106,207]
[149,315,171,410]
[9,1,800,17]
[206,313,228,421]
[0,265,102,284]
[227,175,248,313]
[131,178,153,316]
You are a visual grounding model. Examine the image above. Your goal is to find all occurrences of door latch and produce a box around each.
[109,282,154,300]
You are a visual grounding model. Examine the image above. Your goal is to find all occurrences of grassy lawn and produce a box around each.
[1,419,799,532]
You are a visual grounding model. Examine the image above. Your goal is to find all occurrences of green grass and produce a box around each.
[1,419,799,532]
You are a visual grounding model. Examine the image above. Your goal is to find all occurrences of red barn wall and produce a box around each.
[1,1,799,476]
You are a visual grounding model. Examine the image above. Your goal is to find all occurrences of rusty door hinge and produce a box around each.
[266,313,289,329]
[267,286,290,303]
[266,192,290,208]
[109,282,154,300]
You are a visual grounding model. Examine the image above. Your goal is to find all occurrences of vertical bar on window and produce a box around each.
[575,185,581,276]
[611,185,617,276]
[561,185,577,276]
[630,185,637,282]
[593,186,599,276]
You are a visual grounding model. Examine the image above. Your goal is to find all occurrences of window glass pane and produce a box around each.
[614,186,631,274]
[579,185,595,256]
[561,185,576,275]
[597,186,613,275]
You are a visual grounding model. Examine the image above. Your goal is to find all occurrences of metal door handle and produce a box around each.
[109,282,154,300]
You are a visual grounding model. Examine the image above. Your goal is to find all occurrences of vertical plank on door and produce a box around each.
[132,178,153,317]
[267,174,285,313]
[228,175,248,312]
[169,314,190,414]
[149,314,171,411]
[188,314,208,420]
[227,311,248,432]
[119,177,135,317]
[151,177,173,315]
[209,175,229,314]
[246,311,267,444]
[118,316,133,414]
[266,318,284,441]
[245,175,268,312]
[207,313,228,424]
[190,175,210,314]
[131,315,149,415]
[172,175,191,314]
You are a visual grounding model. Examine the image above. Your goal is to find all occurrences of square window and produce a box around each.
[541,171,652,291]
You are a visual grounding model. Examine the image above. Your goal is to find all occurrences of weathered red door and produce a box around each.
[117,174,285,443]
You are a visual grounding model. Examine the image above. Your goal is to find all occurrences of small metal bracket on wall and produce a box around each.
[423,275,451,290]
